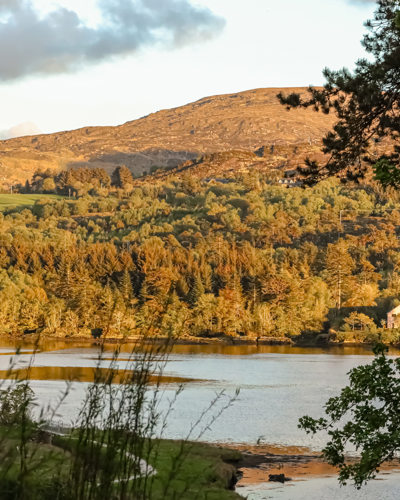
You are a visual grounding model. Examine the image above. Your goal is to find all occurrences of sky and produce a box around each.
[0,0,377,138]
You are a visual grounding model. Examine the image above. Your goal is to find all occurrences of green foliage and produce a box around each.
[374,158,400,188]
[111,165,134,190]
[0,343,240,499]
[0,173,400,339]
[299,345,400,488]
[279,0,400,186]
[55,167,111,195]
[0,194,62,212]
[0,384,35,426]
[342,312,376,332]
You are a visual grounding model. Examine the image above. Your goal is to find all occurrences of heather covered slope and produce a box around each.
[0,88,336,187]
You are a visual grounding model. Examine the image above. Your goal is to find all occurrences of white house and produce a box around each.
[387,305,400,328]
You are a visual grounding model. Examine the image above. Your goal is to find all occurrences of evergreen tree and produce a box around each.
[278,1,400,186]
[120,269,134,305]
[187,274,205,306]
[324,240,356,311]
[111,165,134,189]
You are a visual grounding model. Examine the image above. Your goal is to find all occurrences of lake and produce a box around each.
[1,340,399,498]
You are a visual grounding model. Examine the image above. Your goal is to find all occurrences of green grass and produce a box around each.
[149,440,242,500]
[0,194,63,212]
[0,432,71,500]
[0,429,243,500]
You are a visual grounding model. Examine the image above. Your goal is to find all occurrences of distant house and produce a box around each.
[277,178,303,188]
[387,305,400,328]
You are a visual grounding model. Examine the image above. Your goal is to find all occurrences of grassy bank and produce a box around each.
[0,339,242,499]
[0,427,242,499]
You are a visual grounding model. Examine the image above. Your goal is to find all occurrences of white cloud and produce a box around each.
[0,0,225,81]
[0,121,41,139]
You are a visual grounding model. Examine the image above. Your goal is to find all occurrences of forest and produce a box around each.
[2,166,400,343]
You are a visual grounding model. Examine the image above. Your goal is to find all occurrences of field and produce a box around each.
[0,194,63,211]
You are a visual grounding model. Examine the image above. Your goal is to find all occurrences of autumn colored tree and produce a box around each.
[111,165,134,189]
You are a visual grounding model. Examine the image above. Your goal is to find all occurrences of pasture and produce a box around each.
[0,194,63,212]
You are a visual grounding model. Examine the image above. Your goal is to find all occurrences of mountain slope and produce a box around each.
[0,88,337,186]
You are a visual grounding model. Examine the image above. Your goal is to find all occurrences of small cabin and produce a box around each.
[387,305,400,328]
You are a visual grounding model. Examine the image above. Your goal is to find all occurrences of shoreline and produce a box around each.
[1,333,398,349]
[224,443,400,495]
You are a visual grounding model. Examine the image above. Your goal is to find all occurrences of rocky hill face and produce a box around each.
[0,88,337,186]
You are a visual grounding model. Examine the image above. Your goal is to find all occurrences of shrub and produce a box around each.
[0,384,34,427]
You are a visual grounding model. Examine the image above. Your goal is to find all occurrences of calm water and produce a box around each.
[238,474,400,500]
[1,341,399,498]
[0,341,391,447]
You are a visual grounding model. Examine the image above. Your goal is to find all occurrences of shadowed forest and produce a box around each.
[1,166,400,343]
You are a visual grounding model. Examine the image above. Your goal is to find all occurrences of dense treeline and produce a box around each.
[23,165,134,196]
[2,169,400,341]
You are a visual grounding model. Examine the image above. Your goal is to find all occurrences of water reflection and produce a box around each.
[165,344,386,356]
[0,339,398,448]
[1,339,398,499]
[1,338,398,357]
[0,365,203,385]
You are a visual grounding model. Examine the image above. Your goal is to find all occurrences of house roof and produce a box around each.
[388,305,400,315]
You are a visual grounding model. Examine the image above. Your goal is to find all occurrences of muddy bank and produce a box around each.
[235,445,336,485]
[226,444,400,490]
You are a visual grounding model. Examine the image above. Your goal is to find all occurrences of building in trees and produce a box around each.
[387,304,400,329]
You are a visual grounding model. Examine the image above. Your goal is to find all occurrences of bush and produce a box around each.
[0,384,34,426]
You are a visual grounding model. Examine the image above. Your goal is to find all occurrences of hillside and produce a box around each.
[0,88,337,186]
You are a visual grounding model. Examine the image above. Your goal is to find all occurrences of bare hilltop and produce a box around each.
[0,88,337,186]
